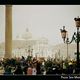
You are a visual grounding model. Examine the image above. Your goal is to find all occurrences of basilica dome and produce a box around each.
[22,28,32,40]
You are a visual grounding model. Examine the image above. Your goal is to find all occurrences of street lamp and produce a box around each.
[74,16,80,69]
[60,16,80,71]
[60,26,67,43]
[60,26,69,61]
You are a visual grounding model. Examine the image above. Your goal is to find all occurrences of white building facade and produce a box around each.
[0,28,53,59]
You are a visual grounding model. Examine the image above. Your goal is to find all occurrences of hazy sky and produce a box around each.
[0,5,80,45]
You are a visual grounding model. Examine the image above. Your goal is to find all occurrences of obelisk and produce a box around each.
[4,5,12,59]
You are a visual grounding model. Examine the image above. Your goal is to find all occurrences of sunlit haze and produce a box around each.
[0,5,80,45]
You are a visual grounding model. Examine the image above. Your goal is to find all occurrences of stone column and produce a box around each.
[4,5,12,59]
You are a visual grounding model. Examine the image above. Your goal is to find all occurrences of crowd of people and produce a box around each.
[0,55,80,75]
[0,56,44,75]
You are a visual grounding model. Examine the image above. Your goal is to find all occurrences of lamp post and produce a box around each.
[74,16,80,69]
[60,16,80,70]
[60,26,69,61]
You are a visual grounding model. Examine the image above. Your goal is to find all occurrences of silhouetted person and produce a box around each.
[27,65,33,75]
[14,65,23,75]
[36,61,41,74]
[23,65,28,74]
[67,65,73,74]
[46,67,54,74]
[4,65,13,75]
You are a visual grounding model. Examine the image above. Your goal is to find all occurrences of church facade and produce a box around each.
[0,28,53,59]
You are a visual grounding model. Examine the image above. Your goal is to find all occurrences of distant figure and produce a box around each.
[4,65,13,75]
[27,65,32,75]
[32,64,37,75]
[36,61,41,74]
[67,65,73,74]
[46,67,54,74]
[14,65,23,75]
[23,65,28,74]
